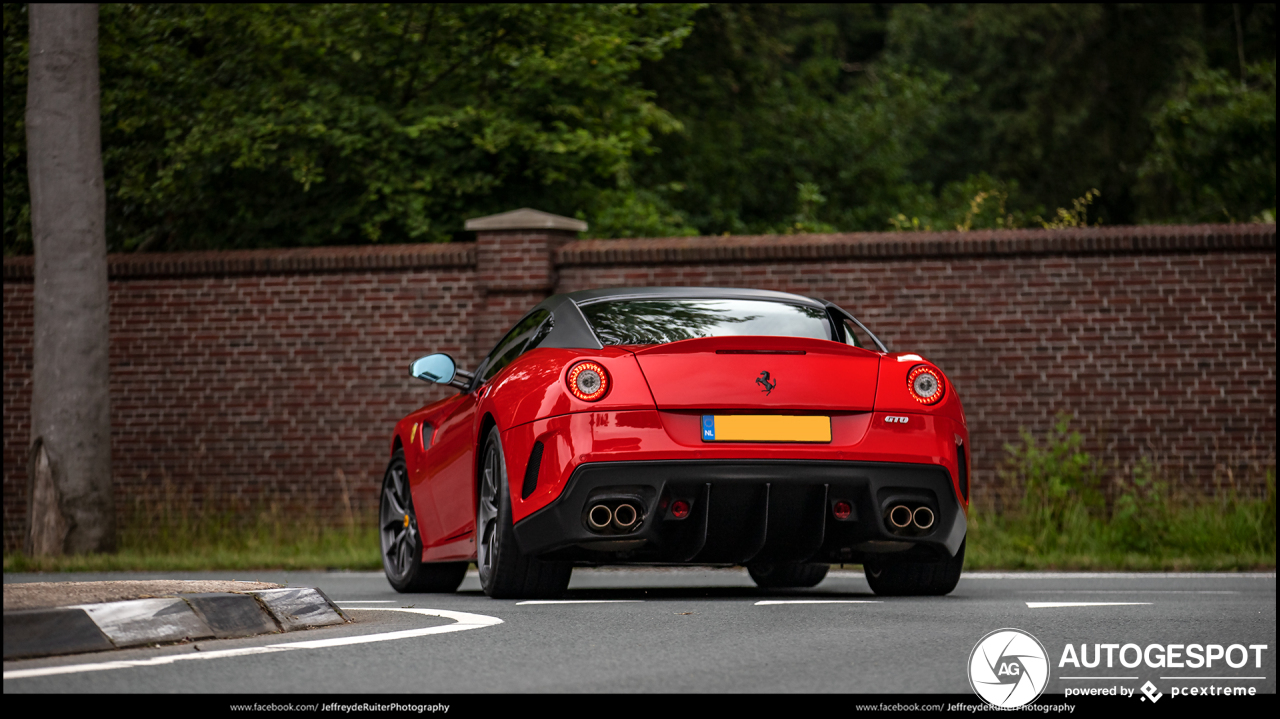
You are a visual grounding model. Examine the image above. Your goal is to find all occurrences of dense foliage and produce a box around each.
[5,4,697,251]
[4,3,1275,254]
[634,4,1276,235]
[964,415,1276,571]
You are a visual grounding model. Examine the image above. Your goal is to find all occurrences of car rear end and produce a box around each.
[505,293,969,572]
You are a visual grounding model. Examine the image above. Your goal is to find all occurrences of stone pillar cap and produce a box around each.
[464,208,587,232]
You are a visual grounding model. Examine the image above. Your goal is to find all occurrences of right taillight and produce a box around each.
[907,365,945,405]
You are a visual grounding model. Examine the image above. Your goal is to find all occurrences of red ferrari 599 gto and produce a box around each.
[381,287,969,598]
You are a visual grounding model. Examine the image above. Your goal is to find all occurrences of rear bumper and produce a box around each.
[512,459,966,564]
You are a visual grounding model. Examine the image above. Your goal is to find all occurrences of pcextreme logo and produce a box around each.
[969,628,1051,708]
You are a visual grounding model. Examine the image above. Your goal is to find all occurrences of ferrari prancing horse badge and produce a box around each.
[755,371,777,395]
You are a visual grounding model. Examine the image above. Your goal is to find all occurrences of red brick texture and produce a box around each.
[3,223,1275,550]
[474,229,577,357]
[4,250,481,551]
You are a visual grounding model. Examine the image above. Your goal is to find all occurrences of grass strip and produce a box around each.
[5,499,1273,573]
[4,528,381,573]
[965,501,1276,571]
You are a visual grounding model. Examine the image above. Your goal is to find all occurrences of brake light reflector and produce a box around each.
[832,500,853,520]
[670,500,690,519]
[907,365,945,405]
[567,361,610,401]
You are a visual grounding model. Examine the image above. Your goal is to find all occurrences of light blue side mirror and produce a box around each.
[410,354,456,384]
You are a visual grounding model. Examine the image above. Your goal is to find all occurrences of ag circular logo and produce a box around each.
[968,628,1050,708]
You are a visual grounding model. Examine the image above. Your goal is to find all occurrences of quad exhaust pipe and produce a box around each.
[587,502,642,533]
[612,502,639,529]
[588,504,613,530]
[888,503,936,533]
[912,506,935,530]
[889,504,914,529]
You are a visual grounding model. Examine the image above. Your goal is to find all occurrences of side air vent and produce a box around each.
[957,440,969,503]
[521,441,545,500]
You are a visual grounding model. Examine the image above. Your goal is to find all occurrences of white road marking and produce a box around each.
[962,572,1275,579]
[2,607,501,681]
[824,569,1278,580]
[755,600,882,605]
[1025,602,1152,608]
[1018,590,1238,594]
[515,600,645,605]
[331,600,396,603]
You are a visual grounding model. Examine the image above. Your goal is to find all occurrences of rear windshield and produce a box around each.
[580,299,833,346]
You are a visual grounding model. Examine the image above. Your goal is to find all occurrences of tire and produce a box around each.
[748,562,830,589]
[863,540,965,596]
[476,427,572,599]
[380,450,468,593]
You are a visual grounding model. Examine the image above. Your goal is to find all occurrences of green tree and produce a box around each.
[1137,61,1276,223]
[5,3,697,253]
[636,4,951,235]
[25,3,115,555]
[637,3,1275,234]
[5,4,1275,251]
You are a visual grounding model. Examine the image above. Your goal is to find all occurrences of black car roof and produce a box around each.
[527,287,833,352]
[562,286,826,308]
[468,286,886,385]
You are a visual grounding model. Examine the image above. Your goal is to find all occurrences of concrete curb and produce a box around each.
[3,587,348,660]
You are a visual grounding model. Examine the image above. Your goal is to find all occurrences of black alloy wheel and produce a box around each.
[476,427,572,599]
[380,449,467,593]
[863,539,965,596]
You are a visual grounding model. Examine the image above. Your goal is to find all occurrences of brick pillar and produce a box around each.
[464,208,587,359]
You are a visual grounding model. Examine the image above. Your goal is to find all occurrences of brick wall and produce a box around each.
[474,228,577,359]
[558,226,1277,501]
[3,224,1275,551]
[4,244,483,550]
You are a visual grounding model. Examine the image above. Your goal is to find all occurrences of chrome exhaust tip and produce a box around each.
[912,506,935,531]
[889,504,913,529]
[588,504,613,530]
[612,503,639,530]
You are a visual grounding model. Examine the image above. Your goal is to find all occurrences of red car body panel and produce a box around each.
[631,336,881,411]
[392,333,970,561]
[487,346,658,428]
[499,409,968,525]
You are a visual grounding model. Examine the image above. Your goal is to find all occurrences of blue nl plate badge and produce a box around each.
[701,415,716,441]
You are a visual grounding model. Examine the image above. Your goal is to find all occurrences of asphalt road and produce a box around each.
[4,568,1275,695]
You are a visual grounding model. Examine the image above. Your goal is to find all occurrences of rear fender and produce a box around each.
[873,353,969,507]
[479,347,656,431]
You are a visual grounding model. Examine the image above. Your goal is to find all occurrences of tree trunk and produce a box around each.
[25,3,114,555]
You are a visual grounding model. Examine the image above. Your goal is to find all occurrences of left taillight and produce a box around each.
[567,361,610,401]
[907,365,945,405]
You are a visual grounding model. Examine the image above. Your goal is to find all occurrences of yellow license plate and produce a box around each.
[701,415,831,443]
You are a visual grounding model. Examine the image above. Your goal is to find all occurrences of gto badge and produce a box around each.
[885,416,910,424]
[755,371,777,395]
